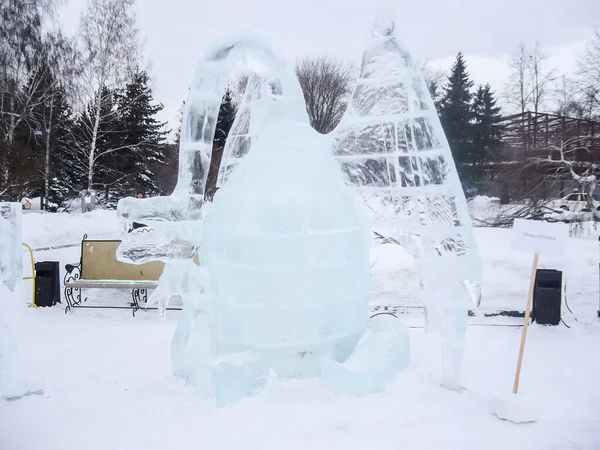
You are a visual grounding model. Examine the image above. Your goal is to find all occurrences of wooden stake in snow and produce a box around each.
[492,220,568,424]
[512,252,539,394]
[509,219,568,392]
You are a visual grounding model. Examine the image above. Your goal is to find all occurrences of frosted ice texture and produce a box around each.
[201,70,372,380]
[217,75,269,186]
[329,18,482,389]
[115,14,483,400]
[116,221,200,264]
[209,352,269,407]
[115,34,291,262]
[331,19,481,298]
[0,203,22,292]
[321,313,410,394]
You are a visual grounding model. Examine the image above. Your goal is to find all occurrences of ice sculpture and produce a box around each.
[330,15,482,389]
[115,6,482,403]
[217,74,269,185]
[0,203,22,292]
[201,78,372,380]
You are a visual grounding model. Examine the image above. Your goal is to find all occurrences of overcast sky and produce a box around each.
[59,0,599,131]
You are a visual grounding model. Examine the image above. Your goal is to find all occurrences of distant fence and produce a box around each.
[32,243,80,252]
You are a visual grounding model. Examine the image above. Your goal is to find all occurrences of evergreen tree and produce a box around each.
[438,52,475,181]
[205,88,237,200]
[471,84,503,181]
[427,79,442,112]
[213,88,236,150]
[114,70,168,197]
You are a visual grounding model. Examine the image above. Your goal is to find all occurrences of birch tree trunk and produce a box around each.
[41,95,55,210]
[88,93,102,191]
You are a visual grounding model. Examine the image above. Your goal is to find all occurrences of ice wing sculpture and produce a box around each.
[116,34,292,258]
[329,17,482,388]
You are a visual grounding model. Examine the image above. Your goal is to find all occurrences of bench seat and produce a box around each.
[63,236,167,316]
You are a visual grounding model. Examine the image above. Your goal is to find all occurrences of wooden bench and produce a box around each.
[63,234,166,316]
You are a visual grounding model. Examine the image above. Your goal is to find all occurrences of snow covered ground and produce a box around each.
[1,207,600,450]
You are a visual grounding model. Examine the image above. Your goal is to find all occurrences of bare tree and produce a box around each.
[0,0,58,144]
[31,30,80,209]
[295,55,355,134]
[504,42,555,115]
[505,43,531,114]
[553,75,584,118]
[577,28,600,119]
[528,43,555,114]
[524,137,598,210]
[74,0,140,191]
[0,0,77,202]
[418,60,446,106]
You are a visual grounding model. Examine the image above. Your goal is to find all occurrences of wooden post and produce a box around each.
[513,253,539,394]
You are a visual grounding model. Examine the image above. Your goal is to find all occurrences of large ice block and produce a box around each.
[200,52,372,381]
[0,203,22,292]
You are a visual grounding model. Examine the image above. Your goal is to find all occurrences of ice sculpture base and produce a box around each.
[321,313,410,394]
[209,352,269,408]
[209,330,363,381]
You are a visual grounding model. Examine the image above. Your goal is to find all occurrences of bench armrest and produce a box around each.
[65,263,80,275]
[64,263,82,285]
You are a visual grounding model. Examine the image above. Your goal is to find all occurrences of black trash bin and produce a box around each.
[34,261,61,307]
[531,269,562,326]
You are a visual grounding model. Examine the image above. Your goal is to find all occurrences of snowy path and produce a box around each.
[1,309,599,450]
[2,209,600,449]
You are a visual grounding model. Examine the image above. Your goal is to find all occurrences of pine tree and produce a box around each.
[115,70,168,197]
[205,88,237,200]
[427,79,443,112]
[471,84,503,182]
[438,52,474,181]
[213,89,236,150]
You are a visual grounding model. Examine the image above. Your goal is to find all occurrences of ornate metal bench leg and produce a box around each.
[131,289,141,316]
[130,289,148,317]
[64,264,83,314]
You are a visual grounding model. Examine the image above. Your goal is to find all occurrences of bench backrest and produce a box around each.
[81,240,165,281]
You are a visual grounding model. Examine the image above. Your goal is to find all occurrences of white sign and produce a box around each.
[511,219,569,255]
